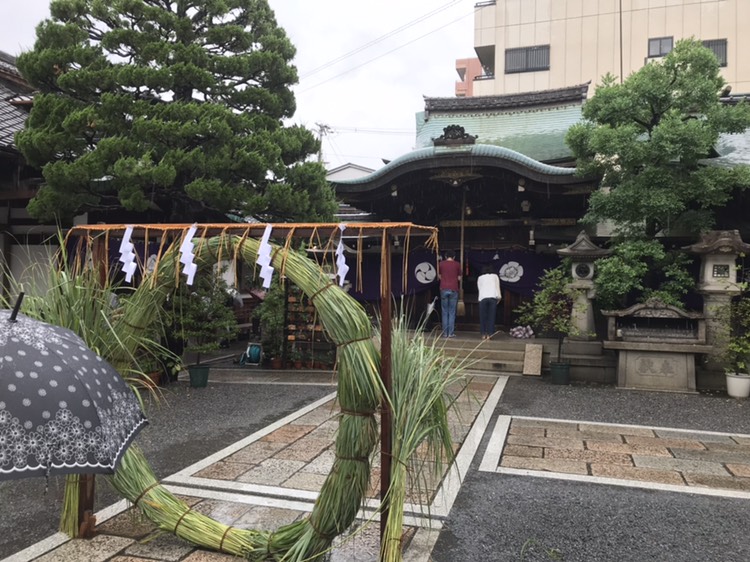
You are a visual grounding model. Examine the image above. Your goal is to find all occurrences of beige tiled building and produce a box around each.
[465,0,750,96]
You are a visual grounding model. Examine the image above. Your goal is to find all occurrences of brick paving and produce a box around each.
[498,417,750,492]
[187,377,490,504]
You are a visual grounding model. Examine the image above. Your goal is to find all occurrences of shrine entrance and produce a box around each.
[330,137,598,332]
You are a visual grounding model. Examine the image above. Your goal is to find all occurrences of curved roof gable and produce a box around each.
[331,144,579,194]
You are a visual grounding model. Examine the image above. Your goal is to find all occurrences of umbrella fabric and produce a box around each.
[0,311,148,480]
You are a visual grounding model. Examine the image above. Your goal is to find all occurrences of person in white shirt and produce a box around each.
[477,265,502,340]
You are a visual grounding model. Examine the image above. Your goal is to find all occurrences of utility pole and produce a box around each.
[315,123,332,164]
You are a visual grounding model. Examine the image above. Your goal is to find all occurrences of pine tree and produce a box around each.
[16,0,337,223]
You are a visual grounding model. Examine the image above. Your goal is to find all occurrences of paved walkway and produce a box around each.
[5,364,750,562]
[5,371,503,562]
[481,415,750,497]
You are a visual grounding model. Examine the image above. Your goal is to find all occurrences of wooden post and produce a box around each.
[77,474,97,538]
[457,188,466,317]
[74,235,110,537]
[379,232,393,542]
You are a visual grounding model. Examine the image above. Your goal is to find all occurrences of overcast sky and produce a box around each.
[0,0,475,172]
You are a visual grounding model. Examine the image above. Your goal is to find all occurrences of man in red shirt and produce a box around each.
[438,249,462,338]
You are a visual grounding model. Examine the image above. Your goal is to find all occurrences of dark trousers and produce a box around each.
[479,298,498,336]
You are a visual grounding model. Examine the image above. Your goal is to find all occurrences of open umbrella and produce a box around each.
[0,303,147,481]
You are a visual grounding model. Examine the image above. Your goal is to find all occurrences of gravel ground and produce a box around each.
[432,376,750,562]
[0,379,332,560]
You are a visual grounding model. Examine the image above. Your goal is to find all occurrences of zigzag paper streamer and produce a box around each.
[179,224,199,285]
[257,225,274,288]
[118,225,137,283]
[335,224,349,287]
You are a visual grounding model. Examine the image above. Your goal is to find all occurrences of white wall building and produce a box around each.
[470,0,750,96]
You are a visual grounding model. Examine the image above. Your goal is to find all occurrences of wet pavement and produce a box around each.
[3,341,750,561]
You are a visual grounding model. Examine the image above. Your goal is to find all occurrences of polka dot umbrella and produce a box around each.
[0,303,148,481]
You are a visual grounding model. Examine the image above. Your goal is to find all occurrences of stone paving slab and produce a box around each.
[544,448,633,465]
[683,473,750,491]
[33,536,135,562]
[631,455,731,476]
[654,429,737,443]
[506,434,585,450]
[624,435,707,450]
[584,440,672,457]
[727,463,750,477]
[194,460,254,480]
[491,416,750,495]
[588,464,686,486]
[670,447,750,464]
[96,512,157,540]
[123,535,194,562]
[190,499,253,524]
[179,552,238,562]
[236,457,307,485]
[500,456,589,475]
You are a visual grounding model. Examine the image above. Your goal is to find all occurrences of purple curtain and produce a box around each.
[467,249,561,297]
[346,249,438,302]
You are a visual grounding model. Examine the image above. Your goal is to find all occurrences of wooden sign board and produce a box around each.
[522,343,543,376]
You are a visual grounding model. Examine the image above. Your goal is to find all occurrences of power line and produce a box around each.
[329,126,413,135]
[300,0,462,80]
[299,10,474,94]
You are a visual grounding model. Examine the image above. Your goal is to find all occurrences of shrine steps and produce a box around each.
[434,333,617,383]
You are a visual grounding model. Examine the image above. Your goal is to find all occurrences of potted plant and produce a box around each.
[171,267,239,387]
[290,347,303,369]
[515,266,577,384]
[304,349,315,369]
[254,277,286,369]
[724,297,750,398]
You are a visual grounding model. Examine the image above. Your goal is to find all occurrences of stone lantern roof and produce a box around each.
[556,231,612,260]
[682,230,750,255]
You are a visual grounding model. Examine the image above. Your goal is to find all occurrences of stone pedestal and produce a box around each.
[568,279,596,340]
[700,292,734,370]
[604,341,711,392]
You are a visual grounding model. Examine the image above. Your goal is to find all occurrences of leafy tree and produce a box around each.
[16,0,337,223]
[566,39,750,308]
[515,265,576,363]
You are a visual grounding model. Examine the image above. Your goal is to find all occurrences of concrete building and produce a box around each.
[455,57,484,97]
[470,0,749,96]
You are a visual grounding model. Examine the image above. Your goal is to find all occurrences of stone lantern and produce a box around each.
[557,231,612,340]
[684,230,750,353]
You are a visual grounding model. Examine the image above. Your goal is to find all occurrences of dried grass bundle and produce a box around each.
[379,311,469,562]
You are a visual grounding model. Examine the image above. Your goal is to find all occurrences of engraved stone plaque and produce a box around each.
[618,350,695,392]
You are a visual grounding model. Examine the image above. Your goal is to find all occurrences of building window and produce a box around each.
[505,45,550,74]
[703,39,728,67]
[648,37,673,58]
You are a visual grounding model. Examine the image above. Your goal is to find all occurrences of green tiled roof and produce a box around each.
[708,129,750,168]
[415,103,583,163]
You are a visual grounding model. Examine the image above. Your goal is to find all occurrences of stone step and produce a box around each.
[473,359,526,373]
[419,332,618,383]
